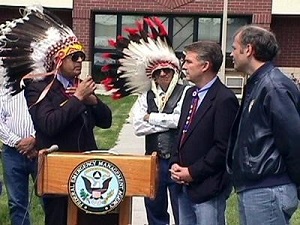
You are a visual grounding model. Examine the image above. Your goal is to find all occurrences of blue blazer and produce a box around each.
[170,77,239,203]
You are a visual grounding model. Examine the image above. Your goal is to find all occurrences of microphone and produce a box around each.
[45,144,59,154]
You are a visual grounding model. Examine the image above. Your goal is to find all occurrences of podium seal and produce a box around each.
[68,159,126,214]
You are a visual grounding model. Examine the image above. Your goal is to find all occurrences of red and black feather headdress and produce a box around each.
[102,17,180,101]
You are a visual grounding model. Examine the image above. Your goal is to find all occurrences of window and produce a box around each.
[227,18,249,53]
[198,18,221,43]
[173,17,194,51]
[92,12,251,82]
[95,15,117,49]
[121,15,143,36]
[225,17,250,68]
[226,76,245,99]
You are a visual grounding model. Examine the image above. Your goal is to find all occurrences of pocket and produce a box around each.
[240,146,254,176]
[279,184,298,217]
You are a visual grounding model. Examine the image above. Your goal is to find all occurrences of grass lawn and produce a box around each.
[0,94,300,224]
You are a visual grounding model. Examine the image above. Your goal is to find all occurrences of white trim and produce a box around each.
[1,0,73,9]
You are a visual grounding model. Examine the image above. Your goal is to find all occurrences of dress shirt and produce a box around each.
[132,85,189,136]
[196,76,217,109]
[57,74,76,89]
[0,90,35,147]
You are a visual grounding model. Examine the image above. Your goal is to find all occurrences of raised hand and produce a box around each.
[73,76,98,105]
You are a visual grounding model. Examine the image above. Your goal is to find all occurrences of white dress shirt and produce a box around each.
[196,76,217,109]
[0,89,35,147]
[132,85,189,136]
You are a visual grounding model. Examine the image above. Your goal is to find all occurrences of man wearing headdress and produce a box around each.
[132,63,188,225]
[0,6,112,225]
[25,50,112,225]
[102,17,189,225]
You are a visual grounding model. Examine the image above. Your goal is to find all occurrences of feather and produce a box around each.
[108,39,117,48]
[0,5,82,95]
[152,17,168,36]
[102,17,179,100]
[144,17,159,39]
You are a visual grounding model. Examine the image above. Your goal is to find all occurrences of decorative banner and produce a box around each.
[68,159,126,214]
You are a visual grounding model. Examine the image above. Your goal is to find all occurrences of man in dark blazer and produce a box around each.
[170,41,239,225]
[0,7,112,225]
[25,50,112,225]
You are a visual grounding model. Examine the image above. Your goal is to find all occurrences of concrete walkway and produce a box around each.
[110,108,175,225]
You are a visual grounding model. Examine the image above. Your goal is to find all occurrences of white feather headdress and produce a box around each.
[102,17,180,103]
[0,5,84,95]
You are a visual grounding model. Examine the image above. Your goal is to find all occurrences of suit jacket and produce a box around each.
[24,76,112,152]
[170,77,238,203]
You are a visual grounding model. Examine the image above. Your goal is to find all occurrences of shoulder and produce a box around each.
[138,92,148,100]
[135,92,148,107]
[212,78,237,98]
[264,68,299,95]
[24,76,60,106]
[25,76,54,91]
[212,82,239,107]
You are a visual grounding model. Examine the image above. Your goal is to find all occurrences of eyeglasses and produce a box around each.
[70,52,86,62]
[152,68,174,77]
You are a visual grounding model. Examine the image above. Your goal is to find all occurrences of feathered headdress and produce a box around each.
[0,5,84,95]
[102,17,180,108]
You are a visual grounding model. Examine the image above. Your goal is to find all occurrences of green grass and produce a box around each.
[94,95,138,149]
[1,94,300,224]
[0,161,45,224]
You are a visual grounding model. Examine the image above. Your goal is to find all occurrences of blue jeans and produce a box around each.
[178,184,232,225]
[237,183,298,225]
[145,158,180,225]
[1,145,38,225]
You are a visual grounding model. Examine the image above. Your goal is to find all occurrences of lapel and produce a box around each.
[50,78,70,105]
[179,78,221,147]
[53,78,66,95]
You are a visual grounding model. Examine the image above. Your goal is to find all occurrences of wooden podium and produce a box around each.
[37,152,158,225]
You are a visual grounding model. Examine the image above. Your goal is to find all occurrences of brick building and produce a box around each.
[1,0,300,92]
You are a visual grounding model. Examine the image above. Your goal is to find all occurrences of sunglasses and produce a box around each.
[70,52,86,62]
[152,68,174,77]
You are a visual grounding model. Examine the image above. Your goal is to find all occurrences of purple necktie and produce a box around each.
[180,89,200,146]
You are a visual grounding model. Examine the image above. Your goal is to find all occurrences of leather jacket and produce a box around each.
[227,62,300,191]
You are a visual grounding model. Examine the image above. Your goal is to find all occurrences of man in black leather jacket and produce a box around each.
[227,25,300,225]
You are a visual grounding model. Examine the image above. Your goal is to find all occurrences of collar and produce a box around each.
[194,76,217,98]
[247,62,275,86]
[199,76,217,92]
[156,86,166,96]
[57,74,75,89]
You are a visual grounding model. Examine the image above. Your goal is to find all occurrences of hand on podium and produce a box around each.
[38,145,59,156]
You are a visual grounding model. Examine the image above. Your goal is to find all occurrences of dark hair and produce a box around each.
[234,25,279,62]
[184,41,223,73]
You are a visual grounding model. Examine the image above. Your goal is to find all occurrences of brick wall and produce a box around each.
[271,16,300,67]
[73,0,272,59]
[4,2,300,71]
